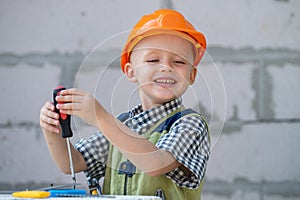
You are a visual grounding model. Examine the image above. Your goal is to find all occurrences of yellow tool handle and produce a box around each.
[12,190,50,198]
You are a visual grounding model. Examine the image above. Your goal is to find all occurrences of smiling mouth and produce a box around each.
[154,79,176,86]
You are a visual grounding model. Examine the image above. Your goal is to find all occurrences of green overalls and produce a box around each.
[103,108,209,200]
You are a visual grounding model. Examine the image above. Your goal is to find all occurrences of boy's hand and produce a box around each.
[55,88,100,128]
[40,101,61,134]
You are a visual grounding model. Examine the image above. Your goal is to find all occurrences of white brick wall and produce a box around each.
[268,64,300,119]
[0,63,61,123]
[0,0,299,199]
[0,127,67,183]
[0,0,160,54]
[215,62,257,121]
[174,0,300,49]
[207,123,300,182]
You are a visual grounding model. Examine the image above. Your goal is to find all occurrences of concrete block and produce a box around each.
[267,64,300,119]
[0,126,69,184]
[202,191,260,200]
[174,0,300,49]
[203,179,300,199]
[203,191,300,200]
[0,0,160,54]
[74,66,137,115]
[0,63,61,124]
[0,126,88,189]
[187,62,257,122]
[2,1,299,53]
[206,122,300,183]
[264,196,300,200]
[219,63,257,121]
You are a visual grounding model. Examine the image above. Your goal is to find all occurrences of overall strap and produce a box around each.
[117,112,130,123]
[152,108,196,133]
[117,108,198,134]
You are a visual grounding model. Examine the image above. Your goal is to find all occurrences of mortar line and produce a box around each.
[0,47,300,67]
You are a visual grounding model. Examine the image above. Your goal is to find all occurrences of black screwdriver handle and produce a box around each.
[53,86,73,138]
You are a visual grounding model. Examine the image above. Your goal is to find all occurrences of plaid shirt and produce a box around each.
[74,98,210,189]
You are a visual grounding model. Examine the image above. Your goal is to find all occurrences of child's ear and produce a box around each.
[189,66,197,85]
[124,63,137,82]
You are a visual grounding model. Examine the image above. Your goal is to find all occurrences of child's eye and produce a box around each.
[174,60,186,65]
[147,59,159,63]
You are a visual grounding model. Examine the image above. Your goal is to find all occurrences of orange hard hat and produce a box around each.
[120,9,206,72]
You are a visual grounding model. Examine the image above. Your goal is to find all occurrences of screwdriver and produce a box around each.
[53,86,76,189]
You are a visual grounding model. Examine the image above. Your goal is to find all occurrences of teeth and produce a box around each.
[155,79,175,84]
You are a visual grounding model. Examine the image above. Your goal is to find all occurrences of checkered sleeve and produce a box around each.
[74,132,110,180]
[156,114,210,189]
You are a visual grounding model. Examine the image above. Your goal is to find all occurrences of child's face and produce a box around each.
[125,34,197,108]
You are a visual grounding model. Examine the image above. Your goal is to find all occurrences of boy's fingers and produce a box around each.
[40,112,59,126]
[41,104,59,119]
[39,102,61,134]
[40,115,57,129]
[45,101,55,111]
[57,102,83,110]
[60,88,85,96]
[40,121,60,133]
[55,95,82,103]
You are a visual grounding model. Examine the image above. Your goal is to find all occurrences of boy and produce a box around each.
[40,9,210,200]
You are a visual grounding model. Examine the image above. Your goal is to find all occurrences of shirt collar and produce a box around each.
[126,98,182,134]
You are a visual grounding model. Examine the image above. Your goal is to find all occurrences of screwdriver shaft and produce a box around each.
[66,138,76,189]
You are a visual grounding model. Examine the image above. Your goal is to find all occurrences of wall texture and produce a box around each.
[0,0,300,199]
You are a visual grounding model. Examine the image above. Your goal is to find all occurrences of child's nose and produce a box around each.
[159,60,173,72]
